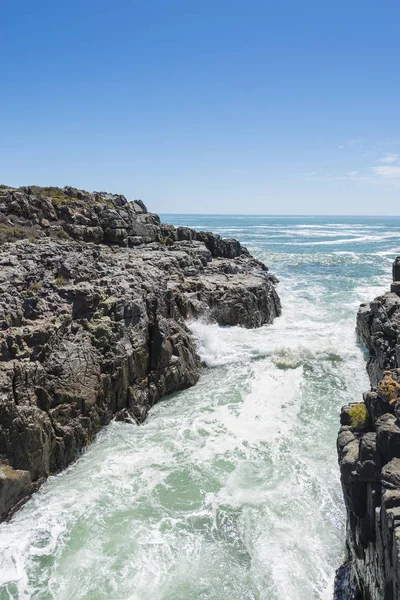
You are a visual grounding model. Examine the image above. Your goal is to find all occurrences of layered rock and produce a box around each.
[0,185,281,521]
[335,258,400,600]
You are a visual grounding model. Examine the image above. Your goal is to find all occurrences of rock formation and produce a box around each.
[0,185,281,521]
[335,258,400,600]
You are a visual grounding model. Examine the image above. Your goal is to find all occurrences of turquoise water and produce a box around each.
[0,215,398,600]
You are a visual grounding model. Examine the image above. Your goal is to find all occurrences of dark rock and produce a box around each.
[0,461,32,522]
[356,292,400,387]
[336,258,400,600]
[376,414,400,463]
[392,256,400,282]
[390,282,400,295]
[0,184,281,521]
[334,561,362,600]
[381,458,400,489]
[364,390,394,424]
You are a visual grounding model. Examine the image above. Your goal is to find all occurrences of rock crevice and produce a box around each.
[0,185,281,521]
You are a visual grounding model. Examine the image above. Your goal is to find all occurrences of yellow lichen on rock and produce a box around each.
[348,403,369,429]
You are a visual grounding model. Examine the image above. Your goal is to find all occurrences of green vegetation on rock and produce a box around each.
[348,403,369,429]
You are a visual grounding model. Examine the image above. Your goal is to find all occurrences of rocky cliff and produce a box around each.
[0,185,281,522]
[335,258,400,600]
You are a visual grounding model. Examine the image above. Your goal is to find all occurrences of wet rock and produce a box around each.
[334,561,362,600]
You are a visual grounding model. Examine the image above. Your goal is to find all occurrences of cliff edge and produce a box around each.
[335,258,400,600]
[0,185,281,521]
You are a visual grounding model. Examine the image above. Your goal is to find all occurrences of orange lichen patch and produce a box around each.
[379,370,400,405]
[0,463,27,481]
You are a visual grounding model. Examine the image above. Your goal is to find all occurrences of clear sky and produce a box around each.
[1,1,400,214]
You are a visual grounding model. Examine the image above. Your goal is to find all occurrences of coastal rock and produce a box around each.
[356,292,400,387]
[334,561,363,600]
[336,260,400,600]
[0,185,281,521]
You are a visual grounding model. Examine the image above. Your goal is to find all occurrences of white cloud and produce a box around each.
[372,165,400,178]
[370,153,400,181]
[303,171,374,183]
[377,154,399,164]
[304,143,400,186]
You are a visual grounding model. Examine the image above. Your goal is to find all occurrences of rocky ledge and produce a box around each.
[335,258,400,600]
[0,185,281,521]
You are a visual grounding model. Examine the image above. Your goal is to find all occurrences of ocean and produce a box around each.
[0,215,397,600]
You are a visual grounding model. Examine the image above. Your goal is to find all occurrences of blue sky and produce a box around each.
[1,1,400,214]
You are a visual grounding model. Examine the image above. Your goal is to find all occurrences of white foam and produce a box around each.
[0,219,394,600]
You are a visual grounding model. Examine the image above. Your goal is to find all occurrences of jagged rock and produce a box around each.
[0,185,281,521]
[336,259,400,600]
[392,257,400,283]
[381,458,400,490]
[376,415,400,463]
[356,293,400,387]
[334,561,363,600]
[0,462,32,520]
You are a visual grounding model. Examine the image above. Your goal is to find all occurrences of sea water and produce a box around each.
[0,215,397,600]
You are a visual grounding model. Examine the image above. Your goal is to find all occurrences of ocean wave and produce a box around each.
[0,216,393,600]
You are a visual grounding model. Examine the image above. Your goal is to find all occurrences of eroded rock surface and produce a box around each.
[335,258,400,600]
[0,185,281,521]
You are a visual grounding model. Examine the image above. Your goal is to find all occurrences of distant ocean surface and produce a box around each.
[0,215,398,600]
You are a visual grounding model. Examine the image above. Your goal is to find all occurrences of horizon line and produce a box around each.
[159,212,400,217]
